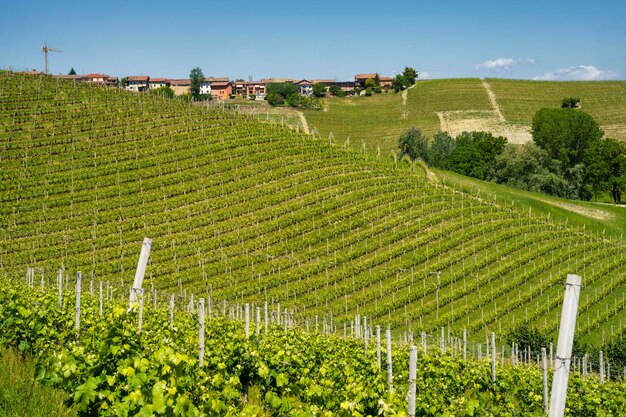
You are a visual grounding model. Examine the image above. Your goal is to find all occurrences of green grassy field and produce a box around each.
[485,79,626,139]
[434,169,626,241]
[0,348,76,417]
[303,91,412,153]
[303,78,492,154]
[2,72,626,344]
[301,78,626,155]
[405,78,493,134]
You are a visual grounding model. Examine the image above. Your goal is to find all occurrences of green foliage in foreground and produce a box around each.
[0,346,77,417]
[3,280,626,416]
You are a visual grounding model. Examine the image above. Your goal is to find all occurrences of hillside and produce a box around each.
[302,78,626,154]
[2,72,626,345]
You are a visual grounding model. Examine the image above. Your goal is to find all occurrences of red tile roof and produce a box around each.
[211,81,231,88]
[168,79,190,86]
[204,77,229,82]
[150,78,168,83]
[83,73,108,78]
[355,73,377,80]
[128,76,149,82]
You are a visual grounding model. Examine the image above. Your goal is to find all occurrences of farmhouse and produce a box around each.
[126,75,150,92]
[296,79,314,95]
[210,81,233,99]
[82,73,118,86]
[200,77,230,95]
[169,79,190,95]
[149,78,169,89]
[355,73,392,89]
[333,81,356,92]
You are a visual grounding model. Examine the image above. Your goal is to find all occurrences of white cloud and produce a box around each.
[419,71,431,79]
[533,65,618,81]
[476,57,535,71]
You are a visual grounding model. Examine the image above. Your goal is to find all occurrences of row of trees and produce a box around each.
[266,82,320,109]
[398,108,626,203]
[392,67,418,92]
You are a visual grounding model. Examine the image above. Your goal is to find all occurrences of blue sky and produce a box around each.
[1,0,624,81]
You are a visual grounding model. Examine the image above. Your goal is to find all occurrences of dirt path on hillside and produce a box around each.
[481,80,506,123]
[536,198,614,221]
[294,110,310,135]
[436,112,449,132]
[401,83,416,106]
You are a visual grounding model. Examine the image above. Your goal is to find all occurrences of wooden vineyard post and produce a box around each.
[129,237,152,308]
[75,271,82,331]
[57,269,63,309]
[264,301,268,335]
[599,351,604,384]
[463,329,467,360]
[549,274,581,417]
[245,303,250,339]
[169,294,175,328]
[363,316,368,356]
[256,307,261,335]
[386,329,393,393]
[99,281,103,316]
[408,345,417,417]
[542,348,549,414]
[199,298,205,368]
[582,354,587,381]
[550,342,554,368]
[138,289,144,332]
[491,332,496,383]
[376,325,381,370]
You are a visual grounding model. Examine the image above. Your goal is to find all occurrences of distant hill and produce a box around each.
[1,72,626,344]
[303,78,626,153]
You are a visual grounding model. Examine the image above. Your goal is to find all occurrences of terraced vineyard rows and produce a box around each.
[2,72,626,345]
[485,78,626,140]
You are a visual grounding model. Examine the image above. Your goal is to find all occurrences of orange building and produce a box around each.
[210,81,232,99]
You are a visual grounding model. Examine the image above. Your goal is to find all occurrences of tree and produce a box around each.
[561,97,580,108]
[392,75,407,93]
[489,143,568,197]
[531,108,603,173]
[398,127,429,163]
[312,83,326,97]
[429,131,455,169]
[365,78,377,89]
[189,67,204,99]
[585,138,626,203]
[329,85,344,96]
[68,68,77,75]
[507,326,552,352]
[373,73,380,86]
[266,82,299,106]
[150,86,175,99]
[447,131,507,180]
[402,67,417,85]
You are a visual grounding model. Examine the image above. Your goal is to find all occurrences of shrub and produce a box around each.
[398,127,429,162]
[561,97,581,108]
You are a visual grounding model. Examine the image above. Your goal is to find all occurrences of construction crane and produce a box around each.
[41,43,62,75]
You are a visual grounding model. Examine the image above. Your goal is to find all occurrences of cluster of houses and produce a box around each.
[48,72,394,99]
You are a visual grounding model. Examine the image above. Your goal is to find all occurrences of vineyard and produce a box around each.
[485,79,626,140]
[1,71,626,349]
[303,78,493,153]
[300,78,626,155]
[3,278,626,416]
